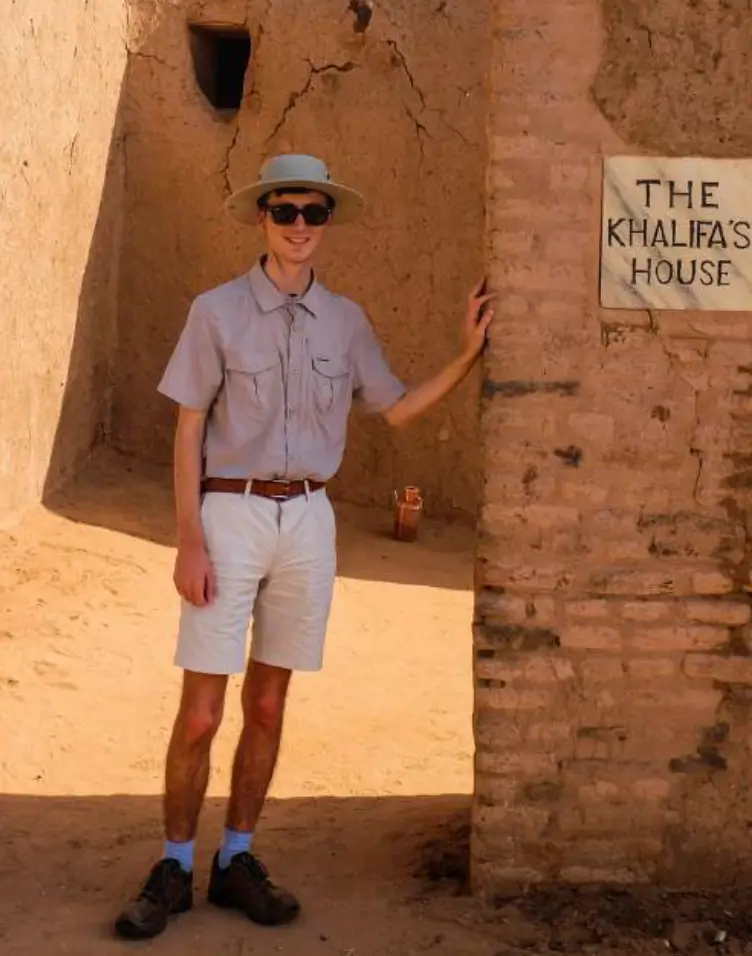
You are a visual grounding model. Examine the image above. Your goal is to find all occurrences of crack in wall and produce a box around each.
[127,50,170,66]
[385,39,430,158]
[440,115,472,146]
[265,59,357,144]
[220,124,242,197]
[691,442,704,504]
[403,106,428,159]
[386,39,426,108]
[67,133,78,175]
[598,310,712,508]
[647,312,709,507]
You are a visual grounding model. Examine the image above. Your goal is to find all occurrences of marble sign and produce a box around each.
[600,157,752,311]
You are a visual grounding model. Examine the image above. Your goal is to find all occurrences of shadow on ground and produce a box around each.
[0,792,479,956]
[43,448,476,590]
[5,790,752,956]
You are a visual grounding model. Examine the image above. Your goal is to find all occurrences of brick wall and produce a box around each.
[473,0,752,890]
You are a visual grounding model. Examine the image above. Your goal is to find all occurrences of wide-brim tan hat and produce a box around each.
[225,154,365,225]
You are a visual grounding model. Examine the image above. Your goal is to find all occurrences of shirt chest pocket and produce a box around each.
[311,355,351,415]
[225,352,281,416]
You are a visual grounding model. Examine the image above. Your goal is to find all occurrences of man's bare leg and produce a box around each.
[226,660,291,833]
[164,670,228,842]
[115,670,227,939]
[207,660,299,925]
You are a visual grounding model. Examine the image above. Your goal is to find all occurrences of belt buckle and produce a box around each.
[267,479,292,500]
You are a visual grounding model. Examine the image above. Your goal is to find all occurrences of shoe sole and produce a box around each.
[114,899,193,940]
[207,889,299,927]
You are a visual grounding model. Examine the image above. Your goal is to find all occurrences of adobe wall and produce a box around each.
[473,0,752,890]
[112,0,489,520]
[0,1,127,527]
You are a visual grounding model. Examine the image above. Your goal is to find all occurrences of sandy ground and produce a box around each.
[0,450,494,956]
[7,449,752,956]
[7,454,752,956]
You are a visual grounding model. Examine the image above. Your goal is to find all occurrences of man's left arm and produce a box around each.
[381,281,495,427]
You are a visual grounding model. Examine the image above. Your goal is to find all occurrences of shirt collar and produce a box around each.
[248,257,323,318]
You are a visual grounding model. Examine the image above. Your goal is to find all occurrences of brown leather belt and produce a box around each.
[202,476,325,500]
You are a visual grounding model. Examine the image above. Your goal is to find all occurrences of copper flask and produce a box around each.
[393,485,423,542]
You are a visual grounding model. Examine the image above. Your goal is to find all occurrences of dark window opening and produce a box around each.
[189,23,251,112]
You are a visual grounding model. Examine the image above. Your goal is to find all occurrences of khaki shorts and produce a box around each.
[174,489,336,674]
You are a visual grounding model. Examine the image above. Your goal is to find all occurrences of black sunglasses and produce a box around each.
[265,203,332,227]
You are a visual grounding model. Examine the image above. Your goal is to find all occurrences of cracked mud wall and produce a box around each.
[112,0,489,519]
[0,1,127,527]
[592,0,752,156]
[473,0,752,891]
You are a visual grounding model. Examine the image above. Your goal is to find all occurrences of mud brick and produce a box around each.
[585,568,683,596]
[476,685,556,711]
[550,162,592,191]
[561,625,622,651]
[565,599,611,619]
[691,571,735,595]
[474,805,551,840]
[629,625,729,652]
[480,563,575,593]
[683,654,752,684]
[631,777,673,801]
[625,686,721,714]
[490,228,536,257]
[560,477,610,505]
[563,837,663,871]
[577,657,625,683]
[475,750,560,777]
[625,657,679,679]
[471,861,547,890]
[622,601,673,622]
[558,803,679,838]
[474,772,518,806]
[683,600,751,627]
[474,713,571,750]
[560,866,648,884]
[567,411,615,445]
[473,620,561,652]
[475,592,557,627]
[476,655,575,684]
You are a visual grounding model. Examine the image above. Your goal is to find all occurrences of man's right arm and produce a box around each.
[172,406,216,607]
[157,298,224,607]
[175,407,207,547]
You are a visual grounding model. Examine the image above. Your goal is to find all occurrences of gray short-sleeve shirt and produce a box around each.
[157,261,406,482]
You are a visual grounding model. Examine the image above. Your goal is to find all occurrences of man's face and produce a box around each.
[259,190,331,266]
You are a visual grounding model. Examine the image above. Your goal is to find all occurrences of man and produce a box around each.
[114,154,494,940]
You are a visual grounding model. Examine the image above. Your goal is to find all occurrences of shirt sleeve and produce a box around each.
[350,307,407,414]
[157,298,224,411]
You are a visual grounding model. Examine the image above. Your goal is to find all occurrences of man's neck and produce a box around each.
[262,254,313,297]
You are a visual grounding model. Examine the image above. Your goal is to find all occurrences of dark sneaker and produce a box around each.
[207,851,300,926]
[114,859,193,940]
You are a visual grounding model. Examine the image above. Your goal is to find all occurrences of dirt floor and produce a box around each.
[4,451,752,956]
[0,450,488,956]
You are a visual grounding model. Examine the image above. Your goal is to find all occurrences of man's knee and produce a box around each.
[178,703,224,745]
[175,673,227,746]
[243,664,290,732]
[245,688,286,732]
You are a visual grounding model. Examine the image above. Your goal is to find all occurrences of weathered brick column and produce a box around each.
[472,0,752,890]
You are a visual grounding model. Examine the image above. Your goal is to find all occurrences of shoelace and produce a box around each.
[141,860,181,903]
[232,852,270,882]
